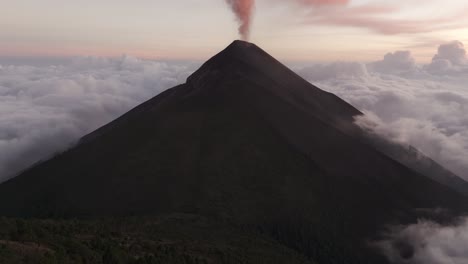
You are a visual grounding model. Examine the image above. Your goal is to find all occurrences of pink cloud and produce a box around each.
[294,0,349,5]
[225,0,467,38]
[303,4,468,35]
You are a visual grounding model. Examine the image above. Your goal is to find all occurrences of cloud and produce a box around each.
[355,112,468,180]
[302,4,468,35]
[292,0,350,6]
[377,217,468,264]
[293,61,368,81]
[369,51,417,74]
[226,1,464,39]
[426,41,468,75]
[433,41,467,65]
[0,56,199,181]
[296,40,468,181]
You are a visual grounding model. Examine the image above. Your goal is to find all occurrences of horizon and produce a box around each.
[0,39,464,65]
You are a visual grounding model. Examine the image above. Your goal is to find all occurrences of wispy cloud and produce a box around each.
[302,4,468,35]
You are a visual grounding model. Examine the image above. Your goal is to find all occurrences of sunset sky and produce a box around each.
[1,0,468,62]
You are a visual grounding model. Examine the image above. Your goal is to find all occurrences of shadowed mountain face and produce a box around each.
[0,40,467,263]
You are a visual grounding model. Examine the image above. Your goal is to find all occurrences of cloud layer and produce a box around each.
[0,56,198,181]
[296,40,468,181]
[377,217,468,264]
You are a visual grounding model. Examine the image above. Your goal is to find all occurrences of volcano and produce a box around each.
[0,40,467,263]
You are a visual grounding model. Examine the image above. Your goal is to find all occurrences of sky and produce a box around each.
[2,0,468,62]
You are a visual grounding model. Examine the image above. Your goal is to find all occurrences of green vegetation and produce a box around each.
[0,214,313,264]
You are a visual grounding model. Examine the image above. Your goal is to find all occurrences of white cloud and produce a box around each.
[369,50,418,75]
[293,61,369,81]
[433,40,467,66]
[0,56,199,181]
[377,217,468,264]
[426,41,468,75]
[296,40,468,181]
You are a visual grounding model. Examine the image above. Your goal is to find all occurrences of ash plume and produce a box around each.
[225,0,255,40]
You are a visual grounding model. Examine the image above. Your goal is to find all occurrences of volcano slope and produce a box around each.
[0,41,467,264]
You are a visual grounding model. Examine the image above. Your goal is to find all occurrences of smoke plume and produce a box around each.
[225,0,255,40]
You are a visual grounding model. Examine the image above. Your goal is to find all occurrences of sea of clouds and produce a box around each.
[1,41,468,264]
[295,40,468,182]
[0,55,199,181]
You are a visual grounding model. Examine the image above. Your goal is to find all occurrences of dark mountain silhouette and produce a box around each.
[0,40,467,264]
